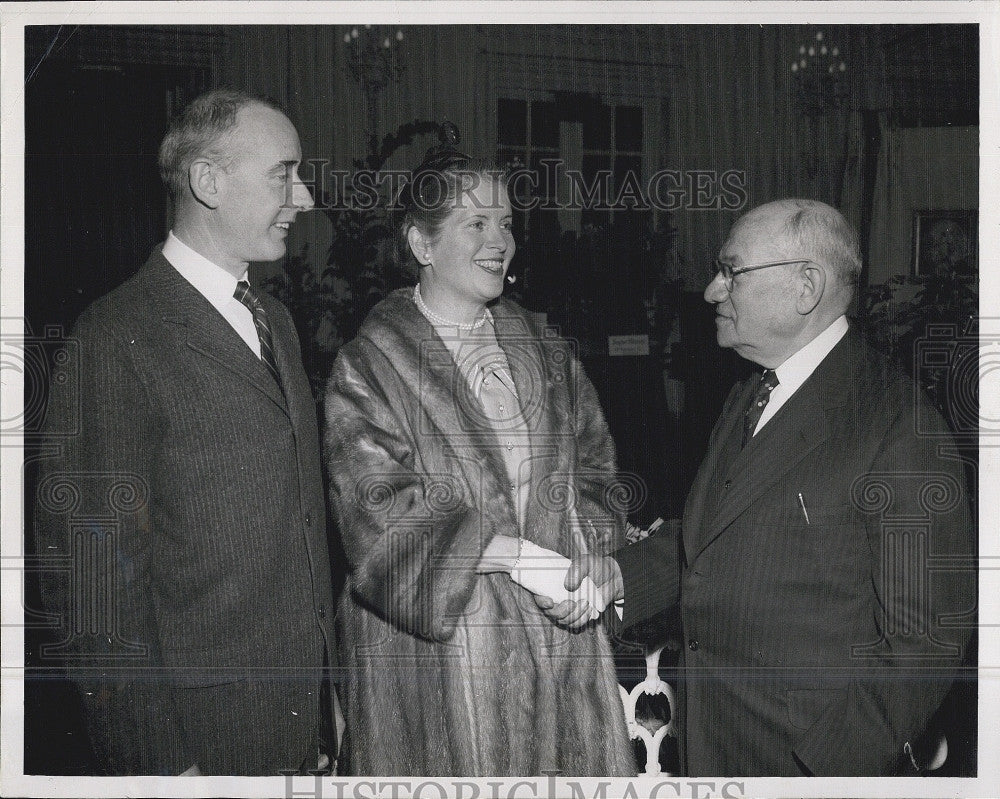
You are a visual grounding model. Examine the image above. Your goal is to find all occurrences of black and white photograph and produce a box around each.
[1,2,995,797]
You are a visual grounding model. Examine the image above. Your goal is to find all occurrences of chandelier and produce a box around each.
[790,30,849,115]
[342,25,405,134]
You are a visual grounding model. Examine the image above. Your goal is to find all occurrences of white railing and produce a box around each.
[618,645,676,776]
[618,648,950,776]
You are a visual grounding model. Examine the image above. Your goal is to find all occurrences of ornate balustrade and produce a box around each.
[618,645,676,776]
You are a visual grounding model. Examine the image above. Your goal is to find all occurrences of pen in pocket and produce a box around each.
[797,492,811,525]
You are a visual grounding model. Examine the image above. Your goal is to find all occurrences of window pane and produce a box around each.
[499,148,529,206]
[613,155,642,189]
[529,152,558,202]
[581,154,612,230]
[531,101,559,148]
[615,105,643,151]
[613,155,643,209]
[498,98,526,146]
[582,102,611,150]
[581,154,613,208]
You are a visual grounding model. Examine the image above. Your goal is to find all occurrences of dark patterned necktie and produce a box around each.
[742,369,779,447]
[234,280,281,387]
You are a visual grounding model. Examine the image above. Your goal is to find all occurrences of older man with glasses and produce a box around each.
[545,198,975,777]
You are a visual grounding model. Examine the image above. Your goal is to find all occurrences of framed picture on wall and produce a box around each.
[911,209,978,278]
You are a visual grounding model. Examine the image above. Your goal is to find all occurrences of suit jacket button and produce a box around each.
[724,480,732,490]
[305,513,312,525]
[318,605,326,619]
[688,639,699,651]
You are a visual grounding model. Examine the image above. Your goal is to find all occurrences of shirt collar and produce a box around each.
[773,315,849,395]
[162,231,248,310]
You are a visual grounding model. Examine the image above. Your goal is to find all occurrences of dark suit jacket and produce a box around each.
[614,328,974,776]
[34,250,335,775]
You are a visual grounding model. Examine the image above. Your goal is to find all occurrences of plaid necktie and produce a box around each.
[742,368,779,447]
[234,280,282,387]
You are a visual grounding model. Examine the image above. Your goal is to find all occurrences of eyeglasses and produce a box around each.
[712,258,810,292]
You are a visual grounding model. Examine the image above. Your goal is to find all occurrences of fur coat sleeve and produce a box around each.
[325,337,485,642]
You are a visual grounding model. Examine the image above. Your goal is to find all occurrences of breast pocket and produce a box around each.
[787,500,855,528]
[771,501,867,601]
[782,502,860,553]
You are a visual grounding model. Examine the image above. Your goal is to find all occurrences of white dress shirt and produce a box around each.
[161,231,261,358]
[752,314,849,437]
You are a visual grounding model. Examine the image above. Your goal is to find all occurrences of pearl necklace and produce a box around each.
[413,284,488,331]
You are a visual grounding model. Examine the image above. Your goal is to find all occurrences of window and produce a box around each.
[497,96,644,234]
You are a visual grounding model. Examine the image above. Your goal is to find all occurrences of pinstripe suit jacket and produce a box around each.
[34,249,335,775]
[615,329,974,776]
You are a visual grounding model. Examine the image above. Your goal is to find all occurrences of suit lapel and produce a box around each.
[687,332,856,562]
[145,252,288,414]
[694,393,833,558]
[682,379,750,561]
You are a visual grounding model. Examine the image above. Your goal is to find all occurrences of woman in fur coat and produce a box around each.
[324,143,635,776]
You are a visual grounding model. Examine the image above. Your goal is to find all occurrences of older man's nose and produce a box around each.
[704,270,729,303]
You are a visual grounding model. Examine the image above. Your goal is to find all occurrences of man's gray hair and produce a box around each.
[781,199,863,292]
[158,89,284,200]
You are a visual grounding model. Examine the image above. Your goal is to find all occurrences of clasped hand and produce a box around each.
[512,547,622,631]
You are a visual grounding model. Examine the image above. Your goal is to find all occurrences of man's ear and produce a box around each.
[188,158,221,209]
[796,262,825,314]
[407,225,432,265]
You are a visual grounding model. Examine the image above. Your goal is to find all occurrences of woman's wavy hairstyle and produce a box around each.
[394,125,509,279]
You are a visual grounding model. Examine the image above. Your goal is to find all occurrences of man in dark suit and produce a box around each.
[34,89,339,775]
[549,199,975,776]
